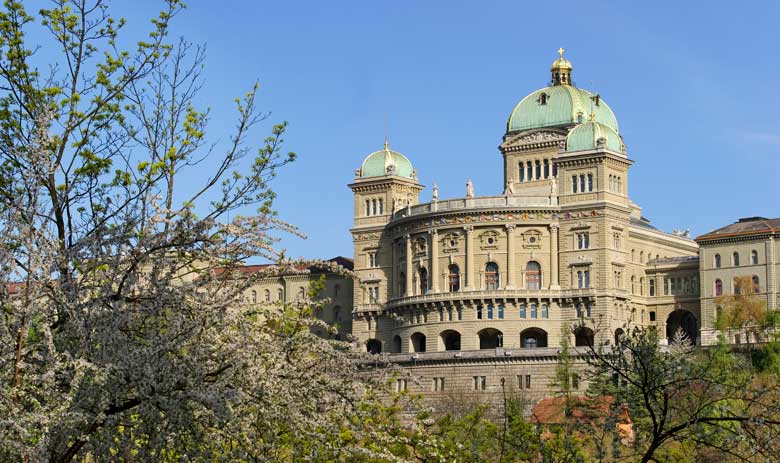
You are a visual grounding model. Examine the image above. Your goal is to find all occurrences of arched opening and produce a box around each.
[614,328,625,345]
[574,327,595,347]
[733,252,740,266]
[525,261,541,290]
[391,335,401,353]
[440,330,461,351]
[521,328,548,348]
[410,332,426,353]
[418,267,428,295]
[666,310,697,344]
[751,250,759,265]
[485,262,499,290]
[448,264,460,292]
[478,328,503,349]
[366,339,382,354]
[714,253,721,268]
[715,279,723,296]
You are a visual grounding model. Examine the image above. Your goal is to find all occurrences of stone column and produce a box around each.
[768,237,777,310]
[405,234,413,297]
[430,229,439,293]
[505,224,516,289]
[549,224,560,290]
[465,226,475,290]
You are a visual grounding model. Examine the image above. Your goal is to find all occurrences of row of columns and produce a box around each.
[401,224,560,295]
[518,158,556,182]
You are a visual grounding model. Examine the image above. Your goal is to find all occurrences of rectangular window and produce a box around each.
[572,374,580,390]
[477,306,483,319]
[530,304,538,318]
[457,308,462,321]
[498,304,504,319]
[584,270,590,288]
[525,375,531,389]
[519,304,526,318]
[487,304,493,319]
[577,232,590,249]
[649,279,655,296]
[473,376,486,391]
[649,311,656,322]
[518,375,524,389]
[572,175,578,193]
[433,377,445,391]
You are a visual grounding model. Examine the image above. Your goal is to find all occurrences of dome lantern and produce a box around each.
[551,47,573,86]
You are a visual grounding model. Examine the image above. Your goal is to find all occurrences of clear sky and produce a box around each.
[36,1,780,261]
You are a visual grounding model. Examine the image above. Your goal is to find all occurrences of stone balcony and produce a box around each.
[382,287,598,310]
[391,195,555,222]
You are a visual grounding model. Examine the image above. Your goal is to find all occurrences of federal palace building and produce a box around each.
[257,51,780,403]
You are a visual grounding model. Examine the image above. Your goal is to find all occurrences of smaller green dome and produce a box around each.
[359,141,415,179]
[566,121,624,154]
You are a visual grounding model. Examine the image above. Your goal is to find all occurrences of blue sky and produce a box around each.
[34,1,780,261]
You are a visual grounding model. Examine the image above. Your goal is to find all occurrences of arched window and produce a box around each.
[518,162,525,182]
[277,288,284,301]
[733,252,740,267]
[441,330,461,351]
[614,328,625,345]
[448,264,460,292]
[576,303,585,318]
[631,275,636,294]
[530,303,538,319]
[521,328,548,348]
[411,332,426,353]
[498,304,504,319]
[574,327,595,347]
[580,174,586,192]
[714,254,721,268]
[478,328,503,349]
[365,199,370,216]
[587,173,593,191]
[251,290,257,303]
[378,199,383,214]
[264,289,270,302]
[391,335,402,353]
[525,261,541,290]
[640,250,644,263]
[753,275,760,293]
[371,199,377,216]
[543,159,550,178]
[334,284,340,297]
[541,304,549,318]
[535,160,541,179]
[418,267,428,294]
[714,279,723,296]
[572,175,578,193]
[366,339,382,354]
[519,303,526,318]
[751,250,759,265]
[640,277,644,295]
[649,278,656,296]
[485,262,499,290]
[298,287,305,300]
[539,93,548,105]
[487,304,494,319]
[527,161,533,180]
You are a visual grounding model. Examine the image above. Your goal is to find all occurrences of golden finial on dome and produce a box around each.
[384,137,389,151]
[558,47,565,59]
[589,112,596,122]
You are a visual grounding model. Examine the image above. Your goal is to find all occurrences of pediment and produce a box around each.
[501,129,567,153]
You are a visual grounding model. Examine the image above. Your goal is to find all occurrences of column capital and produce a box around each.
[505,223,516,231]
[549,223,560,232]
[428,229,438,236]
[464,225,474,234]
[404,233,411,240]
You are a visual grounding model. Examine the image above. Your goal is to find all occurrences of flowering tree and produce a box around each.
[0,2,415,461]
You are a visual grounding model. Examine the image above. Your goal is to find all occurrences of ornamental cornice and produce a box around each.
[696,233,779,246]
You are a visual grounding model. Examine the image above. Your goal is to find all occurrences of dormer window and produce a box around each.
[592,94,601,106]
[538,93,548,105]
[577,112,583,123]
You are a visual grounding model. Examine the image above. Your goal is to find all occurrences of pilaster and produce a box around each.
[549,223,560,290]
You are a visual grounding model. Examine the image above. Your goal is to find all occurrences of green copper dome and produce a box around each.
[566,121,624,153]
[359,142,415,179]
[507,85,619,133]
